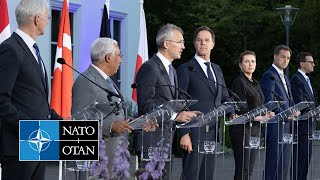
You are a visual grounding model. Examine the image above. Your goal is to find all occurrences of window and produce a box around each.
[109,17,122,88]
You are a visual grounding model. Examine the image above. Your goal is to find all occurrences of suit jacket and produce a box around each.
[71,65,125,161]
[0,32,61,156]
[134,54,178,152]
[177,58,231,140]
[72,65,125,137]
[260,66,294,113]
[136,54,178,115]
[290,71,317,134]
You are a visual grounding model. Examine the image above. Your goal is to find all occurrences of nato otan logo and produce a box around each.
[19,120,99,161]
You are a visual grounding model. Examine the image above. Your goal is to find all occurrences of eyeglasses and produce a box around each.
[304,61,315,65]
[109,53,123,58]
[37,14,52,21]
[166,39,185,45]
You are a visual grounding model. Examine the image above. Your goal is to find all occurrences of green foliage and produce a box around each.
[144,0,320,92]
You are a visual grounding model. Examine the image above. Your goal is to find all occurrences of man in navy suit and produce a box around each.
[260,45,295,180]
[0,0,61,180]
[290,52,317,180]
[177,26,233,180]
[134,23,199,179]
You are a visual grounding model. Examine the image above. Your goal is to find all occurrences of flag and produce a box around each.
[50,0,73,119]
[100,0,111,38]
[0,0,10,44]
[132,2,148,102]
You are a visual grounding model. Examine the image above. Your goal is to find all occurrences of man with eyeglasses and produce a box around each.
[134,23,200,179]
[177,26,233,180]
[290,52,317,180]
[0,0,62,180]
[72,38,133,168]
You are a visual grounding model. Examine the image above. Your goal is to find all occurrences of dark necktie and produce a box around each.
[205,62,216,92]
[168,64,175,86]
[168,64,176,96]
[33,43,47,88]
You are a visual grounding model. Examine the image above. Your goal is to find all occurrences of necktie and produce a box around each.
[168,64,176,96]
[279,73,288,94]
[205,62,216,91]
[306,76,314,95]
[168,64,175,86]
[33,43,46,88]
[106,77,118,94]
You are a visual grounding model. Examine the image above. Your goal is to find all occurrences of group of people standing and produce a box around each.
[0,0,317,180]
[134,23,318,180]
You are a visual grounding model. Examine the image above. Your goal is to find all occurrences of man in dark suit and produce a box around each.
[290,52,317,180]
[260,45,295,180]
[72,38,132,165]
[134,23,199,179]
[0,0,62,180]
[177,26,233,180]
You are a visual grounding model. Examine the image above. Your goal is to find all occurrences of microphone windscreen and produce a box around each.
[57,58,66,64]
[269,76,275,80]
[188,66,195,72]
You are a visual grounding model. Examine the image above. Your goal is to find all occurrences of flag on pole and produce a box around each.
[0,0,10,44]
[132,2,148,102]
[100,0,111,38]
[50,0,73,119]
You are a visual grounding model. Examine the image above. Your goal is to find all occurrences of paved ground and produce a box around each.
[0,142,318,179]
[43,141,320,180]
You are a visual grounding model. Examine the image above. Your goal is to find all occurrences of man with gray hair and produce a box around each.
[134,23,200,179]
[72,38,132,164]
[0,0,62,179]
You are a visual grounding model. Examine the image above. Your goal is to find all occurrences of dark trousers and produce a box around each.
[230,124,259,180]
[181,150,216,180]
[0,156,46,180]
[264,123,292,180]
[292,134,312,180]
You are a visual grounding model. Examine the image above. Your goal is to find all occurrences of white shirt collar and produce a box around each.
[194,54,216,82]
[195,54,210,65]
[156,51,171,74]
[272,64,285,76]
[91,64,110,80]
[298,69,308,80]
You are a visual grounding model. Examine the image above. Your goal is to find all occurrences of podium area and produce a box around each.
[40,143,320,180]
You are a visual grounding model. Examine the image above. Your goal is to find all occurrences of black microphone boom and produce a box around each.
[57,58,121,100]
[187,66,241,101]
[131,83,192,100]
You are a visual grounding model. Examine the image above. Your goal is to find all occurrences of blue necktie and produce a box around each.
[33,43,46,88]
[106,77,117,94]
[306,76,314,95]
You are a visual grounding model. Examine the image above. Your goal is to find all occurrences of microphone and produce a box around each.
[269,76,290,87]
[268,76,310,101]
[187,66,241,101]
[57,58,122,101]
[260,85,285,101]
[131,83,192,100]
[270,75,313,102]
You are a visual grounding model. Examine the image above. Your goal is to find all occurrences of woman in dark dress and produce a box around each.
[229,50,269,180]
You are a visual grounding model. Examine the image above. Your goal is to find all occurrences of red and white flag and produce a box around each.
[0,0,10,44]
[50,0,73,119]
[132,2,148,102]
